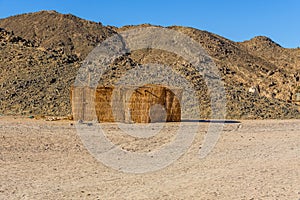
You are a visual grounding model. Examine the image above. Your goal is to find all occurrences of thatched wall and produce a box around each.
[71,85,182,123]
[70,86,97,121]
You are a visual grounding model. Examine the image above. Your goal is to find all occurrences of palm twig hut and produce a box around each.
[71,84,182,123]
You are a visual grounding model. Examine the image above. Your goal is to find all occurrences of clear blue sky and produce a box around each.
[0,0,299,48]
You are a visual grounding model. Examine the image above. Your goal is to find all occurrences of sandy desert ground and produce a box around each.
[1,116,300,200]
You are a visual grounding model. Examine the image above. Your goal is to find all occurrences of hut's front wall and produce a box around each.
[129,86,167,123]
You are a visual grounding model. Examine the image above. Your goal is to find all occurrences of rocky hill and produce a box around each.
[0,28,81,115]
[0,10,115,59]
[0,11,299,119]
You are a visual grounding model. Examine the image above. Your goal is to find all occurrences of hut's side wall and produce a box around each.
[71,86,97,121]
